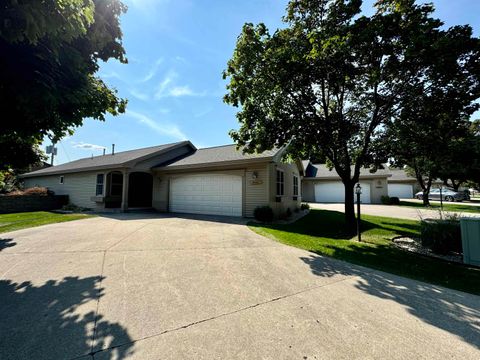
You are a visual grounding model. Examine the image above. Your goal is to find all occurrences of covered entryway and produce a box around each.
[314,182,371,203]
[169,174,242,216]
[128,172,153,208]
[388,184,413,199]
[105,171,124,208]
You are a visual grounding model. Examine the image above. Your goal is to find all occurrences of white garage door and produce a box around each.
[388,184,413,199]
[314,182,371,204]
[170,174,242,217]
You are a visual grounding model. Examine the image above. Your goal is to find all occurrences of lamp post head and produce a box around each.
[355,183,362,195]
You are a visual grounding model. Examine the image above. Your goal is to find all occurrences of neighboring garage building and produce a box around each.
[301,162,390,204]
[301,162,424,203]
[21,141,302,218]
[387,168,419,199]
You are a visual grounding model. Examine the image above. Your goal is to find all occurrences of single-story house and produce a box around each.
[301,162,391,204]
[20,141,302,218]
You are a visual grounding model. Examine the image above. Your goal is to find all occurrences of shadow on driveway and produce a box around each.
[0,276,134,359]
[0,238,16,251]
[300,254,480,350]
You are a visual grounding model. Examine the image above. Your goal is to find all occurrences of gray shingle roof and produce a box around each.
[306,163,391,179]
[21,141,191,178]
[156,144,280,169]
[389,168,416,181]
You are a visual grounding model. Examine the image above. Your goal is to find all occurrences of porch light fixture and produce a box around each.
[252,171,258,180]
[355,183,362,242]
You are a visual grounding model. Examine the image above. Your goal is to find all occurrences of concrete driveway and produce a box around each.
[310,202,480,220]
[0,213,479,359]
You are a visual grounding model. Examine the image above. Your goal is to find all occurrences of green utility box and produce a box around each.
[460,218,480,267]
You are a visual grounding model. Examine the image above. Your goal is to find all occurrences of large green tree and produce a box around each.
[0,0,127,170]
[224,0,442,232]
[388,23,480,205]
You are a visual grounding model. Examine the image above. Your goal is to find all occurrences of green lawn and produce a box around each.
[250,209,480,295]
[0,211,94,234]
[399,200,480,213]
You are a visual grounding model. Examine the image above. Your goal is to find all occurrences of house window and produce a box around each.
[276,170,284,196]
[59,175,64,184]
[96,174,104,196]
[293,174,299,196]
[110,173,123,196]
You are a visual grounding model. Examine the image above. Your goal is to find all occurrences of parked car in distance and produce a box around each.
[415,188,465,202]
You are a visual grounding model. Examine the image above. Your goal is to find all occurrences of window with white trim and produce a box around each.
[96,174,104,196]
[59,175,64,184]
[276,170,284,196]
[293,174,299,196]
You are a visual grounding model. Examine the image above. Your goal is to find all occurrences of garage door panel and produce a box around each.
[314,182,371,204]
[388,184,413,199]
[170,175,242,217]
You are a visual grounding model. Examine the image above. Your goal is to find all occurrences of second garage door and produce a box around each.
[314,182,371,203]
[388,184,413,199]
[170,174,242,217]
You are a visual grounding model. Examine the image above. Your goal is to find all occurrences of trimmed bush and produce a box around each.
[381,195,400,205]
[6,187,51,196]
[421,218,462,255]
[390,196,400,205]
[300,203,310,210]
[254,206,274,222]
[381,195,391,205]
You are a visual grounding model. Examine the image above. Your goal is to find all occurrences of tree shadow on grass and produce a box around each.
[300,253,480,350]
[0,238,16,251]
[250,209,421,239]
[0,276,134,359]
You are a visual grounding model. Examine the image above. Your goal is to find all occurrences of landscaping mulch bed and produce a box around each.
[393,236,463,264]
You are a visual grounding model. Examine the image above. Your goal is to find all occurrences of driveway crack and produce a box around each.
[88,275,354,357]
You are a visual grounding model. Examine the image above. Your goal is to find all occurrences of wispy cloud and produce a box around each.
[154,70,205,99]
[194,107,213,118]
[140,58,164,83]
[154,70,177,99]
[71,142,106,151]
[126,110,187,140]
[129,89,150,101]
[169,86,195,97]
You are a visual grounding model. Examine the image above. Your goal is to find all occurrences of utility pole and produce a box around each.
[46,143,57,166]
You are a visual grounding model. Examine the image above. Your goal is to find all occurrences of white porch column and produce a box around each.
[121,169,129,212]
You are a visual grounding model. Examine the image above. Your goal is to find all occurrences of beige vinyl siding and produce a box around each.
[244,166,268,217]
[268,162,301,216]
[152,174,169,212]
[23,172,104,210]
[301,181,315,202]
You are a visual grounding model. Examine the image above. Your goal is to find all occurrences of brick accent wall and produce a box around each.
[0,195,69,214]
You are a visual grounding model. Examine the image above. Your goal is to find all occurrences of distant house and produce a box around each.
[300,162,429,203]
[20,141,302,217]
[301,162,391,204]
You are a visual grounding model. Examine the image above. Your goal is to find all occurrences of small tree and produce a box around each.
[0,0,128,169]
[224,0,442,232]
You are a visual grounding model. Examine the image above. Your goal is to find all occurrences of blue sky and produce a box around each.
[49,0,480,164]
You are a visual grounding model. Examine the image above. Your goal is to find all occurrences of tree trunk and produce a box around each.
[422,178,433,206]
[344,182,356,235]
[451,179,460,191]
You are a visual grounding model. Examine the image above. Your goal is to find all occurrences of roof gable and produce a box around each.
[154,144,281,170]
[21,141,195,178]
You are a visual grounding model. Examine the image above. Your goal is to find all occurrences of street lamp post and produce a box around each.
[355,183,362,242]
